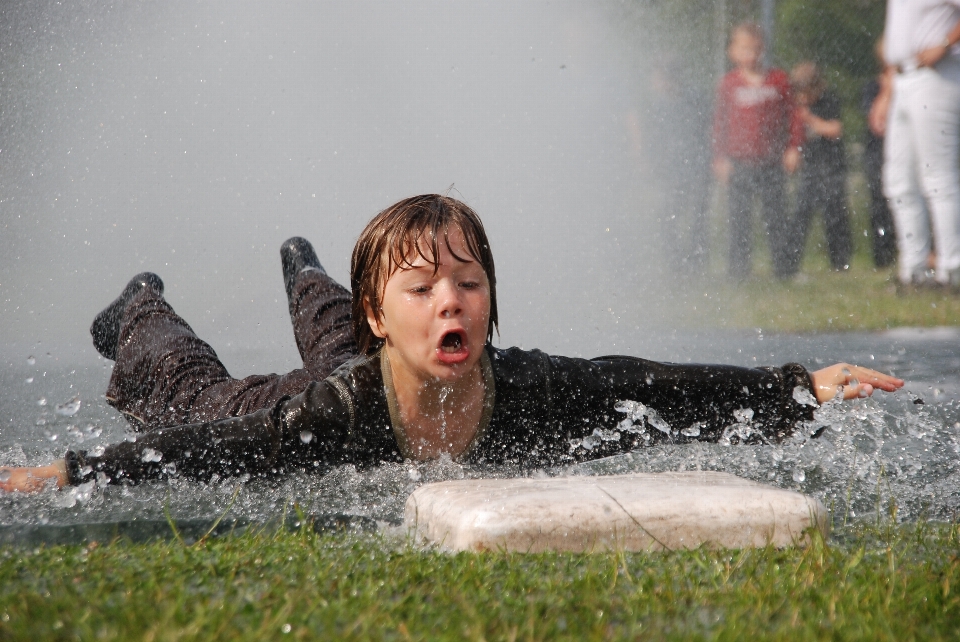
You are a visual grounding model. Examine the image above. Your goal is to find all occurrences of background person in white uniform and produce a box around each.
[870,0,960,288]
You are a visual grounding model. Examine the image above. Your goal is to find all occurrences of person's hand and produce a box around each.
[868,69,894,137]
[712,157,731,183]
[917,42,950,68]
[783,147,801,174]
[809,363,904,404]
[0,462,68,493]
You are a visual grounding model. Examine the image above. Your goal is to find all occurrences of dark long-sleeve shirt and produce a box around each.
[65,345,817,485]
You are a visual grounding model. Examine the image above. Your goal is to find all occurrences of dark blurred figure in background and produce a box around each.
[647,53,713,275]
[712,24,804,281]
[871,1,960,289]
[861,40,898,269]
[789,62,852,273]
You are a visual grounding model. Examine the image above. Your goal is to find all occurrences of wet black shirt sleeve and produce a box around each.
[471,347,816,467]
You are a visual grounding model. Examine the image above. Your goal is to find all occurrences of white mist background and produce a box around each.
[0,1,672,375]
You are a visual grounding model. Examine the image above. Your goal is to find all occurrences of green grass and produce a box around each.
[679,172,960,334]
[1,519,958,641]
[701,260,960,333]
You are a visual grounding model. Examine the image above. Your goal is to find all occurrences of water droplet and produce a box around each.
[681,424,701,437]
[792,386,818,407]
[55,396,81,417]
[44,431,58,442]
[792,468,806,483]
[141,448,162,463]
[299,430,313,444]
[26,356,35,366]
[37,398,47,407]
[24,377,33,384]
[407,468,421,481]
[0,471,10,482]
[281,623,292,634]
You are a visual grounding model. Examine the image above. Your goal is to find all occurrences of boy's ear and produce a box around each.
[363,297,387,339]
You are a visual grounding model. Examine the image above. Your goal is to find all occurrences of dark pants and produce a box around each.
[793,161,852,271]
[864,136,897,268]
[727,161,792,279]
[105,270,357,430]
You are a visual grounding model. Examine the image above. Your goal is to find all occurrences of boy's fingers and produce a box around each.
[838,382,874,401]
[849,367,904,391]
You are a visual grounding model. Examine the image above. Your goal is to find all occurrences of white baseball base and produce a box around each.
[404,471,828,553]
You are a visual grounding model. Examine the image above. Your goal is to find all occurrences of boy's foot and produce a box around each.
[281,237,325,301]
[90,272,164,360]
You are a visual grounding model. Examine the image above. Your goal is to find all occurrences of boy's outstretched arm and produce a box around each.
[809,363,904,403]
[0,461,67,493]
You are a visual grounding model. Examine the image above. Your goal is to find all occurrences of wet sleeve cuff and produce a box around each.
[782,362,817,422]
[63,451,90,486]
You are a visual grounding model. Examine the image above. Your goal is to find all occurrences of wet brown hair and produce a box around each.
[350,194,498,355]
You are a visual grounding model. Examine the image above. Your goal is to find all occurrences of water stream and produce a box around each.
[0,2,957,540]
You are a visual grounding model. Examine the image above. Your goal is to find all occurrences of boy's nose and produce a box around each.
[437,282,462,317]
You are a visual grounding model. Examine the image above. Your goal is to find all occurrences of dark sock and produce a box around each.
[280,237,325,302]
[90,272,164,360]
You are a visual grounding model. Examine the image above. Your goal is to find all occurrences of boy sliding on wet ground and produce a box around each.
[0,195,902,493]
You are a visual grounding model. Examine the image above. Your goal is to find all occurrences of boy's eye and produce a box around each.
[410,285,430,294]
[460,281,480,289]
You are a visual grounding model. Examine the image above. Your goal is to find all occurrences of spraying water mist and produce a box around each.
[0,1,958,532]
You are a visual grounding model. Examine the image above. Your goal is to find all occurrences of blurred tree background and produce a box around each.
[774,0,886,139]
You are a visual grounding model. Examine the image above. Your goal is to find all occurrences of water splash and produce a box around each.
[55,396,81,417]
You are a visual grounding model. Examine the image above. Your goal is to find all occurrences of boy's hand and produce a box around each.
[0,462,68,493]
[783,147,801,174]
[809,363,904,404]
[712,157,731,183]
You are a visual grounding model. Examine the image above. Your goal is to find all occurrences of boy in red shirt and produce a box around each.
[712,23,804,280]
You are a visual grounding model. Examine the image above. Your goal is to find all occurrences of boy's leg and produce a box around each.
[822,176,852,270]
[865,140,897,267]
[280,237,358,378]
[727,163,754,280]
[758,164,793,279]
[105,287,316,430]
[792,170,816,274]
[288,269,357,378]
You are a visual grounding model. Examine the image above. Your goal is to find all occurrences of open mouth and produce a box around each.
[440,331,464,353]
[436,330,470,365]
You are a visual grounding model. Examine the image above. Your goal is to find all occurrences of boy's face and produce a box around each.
[366,226,491,383]
[728,31,763,72]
